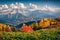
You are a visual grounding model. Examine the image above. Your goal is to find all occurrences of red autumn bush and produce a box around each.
[58,16,60,21]
[8,27,12,32]
[20,24,33,32]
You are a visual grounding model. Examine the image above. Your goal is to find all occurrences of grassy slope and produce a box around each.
[0,28,60,40]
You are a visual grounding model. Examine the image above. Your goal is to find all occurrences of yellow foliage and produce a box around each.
[0,23,12,32]
[58,16,60,21]
[50,22,56,25]
[35,22,39,28]
[49,18,56,25]
[39,18,50,28]
[49,18,55,22]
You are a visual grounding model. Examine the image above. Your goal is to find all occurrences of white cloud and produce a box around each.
[2,10,9,14]
[10,3,18,9]
[19,3,26,9]
[0,7,2,11]
[54,8,60,12]
[2,4,8,9]
[29,3,37,9]
[38,5,60,13]
[0,3,60,16]
[10,10,16,14]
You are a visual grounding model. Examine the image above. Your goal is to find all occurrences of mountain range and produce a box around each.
[0,10,58,26]
[0,3,60,26]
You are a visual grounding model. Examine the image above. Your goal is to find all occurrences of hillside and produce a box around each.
[0,28,60,40]
[0,13,33,26]
[0,16,60,32]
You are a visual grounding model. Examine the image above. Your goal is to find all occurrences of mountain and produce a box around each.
[0,13,33,26]
[16,21,35,28]
[16,10,57,28]
[0,10,59,26]
[28,10,55,21]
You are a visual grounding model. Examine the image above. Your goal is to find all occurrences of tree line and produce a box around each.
[0,16,60,32]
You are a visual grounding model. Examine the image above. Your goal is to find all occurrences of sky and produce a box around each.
[0,0,60,7]
[0,0,60,16]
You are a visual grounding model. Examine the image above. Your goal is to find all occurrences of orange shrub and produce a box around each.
[20,24,33,32]
[8,27,12,32]
[56,22,60,27]
[58,16,60,21]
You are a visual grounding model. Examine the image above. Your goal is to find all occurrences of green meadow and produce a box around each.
[0,28,60,40]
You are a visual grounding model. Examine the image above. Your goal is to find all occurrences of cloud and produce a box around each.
[38,5,60,13]
[0,7,2,11]
[19,3,26,9]
[10,10,16,14]
[54,8,60,12]
[10,3,18,9]
[2,4,8,9]
[10,3,26,9]
[29,3,37,9]
[0,3,60,16]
